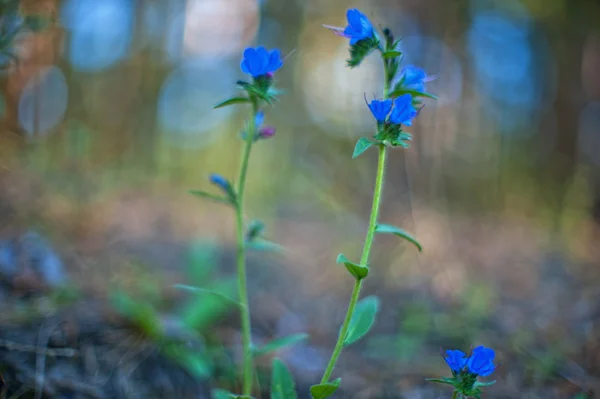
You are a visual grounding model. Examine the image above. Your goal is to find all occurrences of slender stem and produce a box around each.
[320,144,387,383]
[235,97,258,395]
[451,391,459,399]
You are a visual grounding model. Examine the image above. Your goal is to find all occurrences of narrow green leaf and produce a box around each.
[163,344,211,378]
[473,380,496,387]
[375,224,423,252]
[389,88,438,100]
[336,253,368,280]
[233,396,255,399]
[254,333,309,357]
[310,378,341,399]
[213,97,251,109]
[246,239,285,253]
[188,190,230,205]
[353,138,374,159]
[174,285,244,308]
[344,296,379,345]
[271,358,297,399]
[383,50,402,58]
[425,377,456,385]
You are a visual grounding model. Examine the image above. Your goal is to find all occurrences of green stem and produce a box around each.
[320,144,387,383]
[235,97,258,395]
[451,391,459,399]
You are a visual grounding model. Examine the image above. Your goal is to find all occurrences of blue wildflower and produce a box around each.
[343,9,374,45]
[367,99,392,122]
[400,65,428,92]
[240,47,284,78]
[389,94,417,126]
[255,111,265,127]
[209,173,229,191]
[466,346,496,377]
[443,349,467,374]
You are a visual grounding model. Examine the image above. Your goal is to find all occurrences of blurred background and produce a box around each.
[0,0,599,398]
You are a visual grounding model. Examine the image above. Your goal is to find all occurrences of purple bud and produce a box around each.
[265,72,274,79]
[258,126,276,139]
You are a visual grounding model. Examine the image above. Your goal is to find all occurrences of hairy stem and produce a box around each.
[320,144,387,383]
[235,98,258,395]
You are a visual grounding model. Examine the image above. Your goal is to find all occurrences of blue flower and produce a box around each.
[389,94,417,126]
[240,47,284,78]
[255,111,265,127]
[467,346,496,377]
[209,173,229,191]
[368,99,392,122]
[443,349,467,373]
[343,9,374,45]
[400,65,428,92]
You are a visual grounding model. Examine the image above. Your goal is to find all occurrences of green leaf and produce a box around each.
[389,88,438,100]
[246,239,285,253]
[162,342,212,378]
[347,36,379,68]
[246,220,265,241]
[253,333,309,357]
[174,285,244,308]
[271,358,297,399]
[213,97,251,109]
[353,138,374,159]
[211,389,234,399]
[344,296,379,345]
[336,253,368,280]
[310,378,341,399]
[375,224,423,252]
[109,290,163,339]
[383,50,402,58]
[188,190,230,205]
[180,279,237,331]
[425,377,456,385]
[211,390,254,399]
[473,380,496,388]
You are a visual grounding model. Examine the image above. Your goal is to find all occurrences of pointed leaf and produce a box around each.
[246,239,285,253]
[353,138,374,159]
[214,97,251,109]
[211,389,234,399]
[383,50,402,58]
[474,380,496,387]
[271,358,297,399]
[310,378,341,399]
[425,377,456,385]
[375,224,422,252]
[344,296,379,345]
[188,190,230,205]
[174,285,244,308]
[389,88,438,100]
[336,253,368,280]
[253,333,309,357]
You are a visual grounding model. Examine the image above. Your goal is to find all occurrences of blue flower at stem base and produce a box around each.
[367,98,392,122]
[389,94,417,126]
[343,9,374,45]
[240,47,284,78]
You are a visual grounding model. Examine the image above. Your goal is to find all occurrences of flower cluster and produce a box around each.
[428,346,497,398]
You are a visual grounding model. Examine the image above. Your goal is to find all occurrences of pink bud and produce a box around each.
[258,126,276,139]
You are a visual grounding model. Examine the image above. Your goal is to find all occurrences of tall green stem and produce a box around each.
[451,391,459,399]
[320,144,387,383]
[235,98,258,395]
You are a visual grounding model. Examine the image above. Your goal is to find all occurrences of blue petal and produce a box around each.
[254,111,264,127]
[267,49,283,72]
[346,9,363,32]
